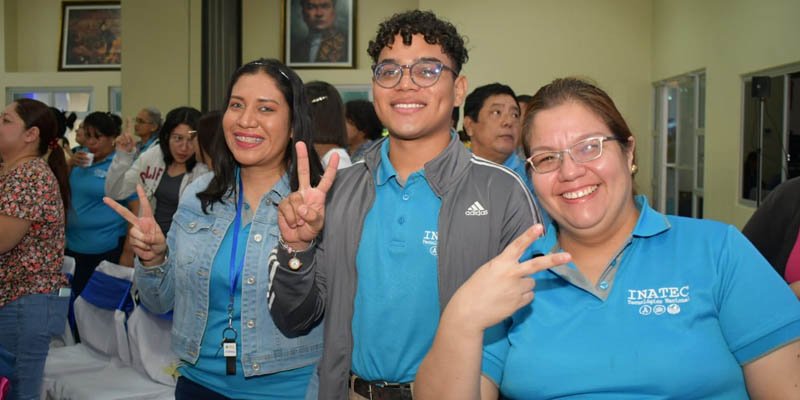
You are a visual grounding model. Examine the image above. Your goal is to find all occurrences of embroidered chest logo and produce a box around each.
[627,286,690,316]
[422,230,438,257]
[465,201,488,216]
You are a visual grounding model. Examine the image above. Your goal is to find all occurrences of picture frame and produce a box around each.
[58,2,121,71]
[284,0,355,69]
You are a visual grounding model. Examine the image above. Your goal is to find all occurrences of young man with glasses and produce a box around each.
[270,10,543,399]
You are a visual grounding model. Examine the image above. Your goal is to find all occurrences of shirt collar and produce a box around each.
[503,152,525,169]
[375,138,396,186]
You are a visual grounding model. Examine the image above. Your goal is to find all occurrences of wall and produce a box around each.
[120,0,202,117]
[1,0,120,111]
[652,0,800,226]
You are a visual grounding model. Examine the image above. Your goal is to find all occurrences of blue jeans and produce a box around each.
[0,294,69,400]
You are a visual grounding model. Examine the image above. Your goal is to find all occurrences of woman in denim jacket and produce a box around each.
[106,59,331,399]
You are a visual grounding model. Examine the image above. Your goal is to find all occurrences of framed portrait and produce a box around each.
[58,2,121,71]
[284,0,355,68]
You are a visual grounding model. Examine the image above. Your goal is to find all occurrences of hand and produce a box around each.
[447,225,571,333]
[277,141,339,249]
[115,132,136,153]
[71,151,91,167]
[103,185,167,266]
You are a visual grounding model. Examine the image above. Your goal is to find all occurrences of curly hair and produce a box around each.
[367,10,468,73]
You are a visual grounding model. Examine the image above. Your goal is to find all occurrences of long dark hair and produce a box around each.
[197,58,324,213]
[157,106,201,171]
[14,99,70,215]
[306,81,347,147]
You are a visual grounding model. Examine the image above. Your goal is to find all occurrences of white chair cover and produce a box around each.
[42,261,135,399]
[47,365,174,400]
[50,256,77,348]
[128,306,178,386]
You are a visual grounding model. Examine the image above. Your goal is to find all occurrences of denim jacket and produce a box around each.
[134,172,323,377]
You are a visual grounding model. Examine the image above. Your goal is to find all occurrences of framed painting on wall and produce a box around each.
[284,0,355,68]
[58,2,121,71]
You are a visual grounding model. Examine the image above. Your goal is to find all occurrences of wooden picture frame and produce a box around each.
[284,0,355,69]
[58,2,121,71]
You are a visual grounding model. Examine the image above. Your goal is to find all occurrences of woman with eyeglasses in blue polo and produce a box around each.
[416,77,800,399]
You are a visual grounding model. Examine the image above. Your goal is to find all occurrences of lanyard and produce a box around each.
[228,168,245,305]
[221,169,244,375]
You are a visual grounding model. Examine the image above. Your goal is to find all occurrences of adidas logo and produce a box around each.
[465,201,488,216]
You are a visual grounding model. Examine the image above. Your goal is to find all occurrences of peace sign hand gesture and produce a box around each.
[103,185,167,266]
[277,141,339,250]
[446,225,572,333]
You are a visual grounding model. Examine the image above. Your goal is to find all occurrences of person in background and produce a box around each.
[132,107,162,154]
[105,58,326,400]
[344,100,382,163]
[269,11,541,399]
[70,121,87,154]
[415,77,800,399]
[50,107,77,158]
[0,99,71,400]
[743,176,800,298]
[306,80,352,169]
[463,83,532,192]
[196,110,223,170]
[65,111,134,297]
[105,107,208,236]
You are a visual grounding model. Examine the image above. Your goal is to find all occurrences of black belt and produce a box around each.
[350,375,413,400]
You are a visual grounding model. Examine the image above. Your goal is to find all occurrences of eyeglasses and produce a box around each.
[371,60,457,89]
[134,118,152,125]
[169,131,197,145]
[526,136,619,174]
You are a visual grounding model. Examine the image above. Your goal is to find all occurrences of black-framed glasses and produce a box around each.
[526,136,619,174]
[371,60,457,89]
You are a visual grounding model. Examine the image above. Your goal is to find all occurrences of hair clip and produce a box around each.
[311,96,328,104]
[279,70,290,81]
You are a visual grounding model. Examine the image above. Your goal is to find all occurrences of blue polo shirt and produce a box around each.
[502,153,533,193]
[351,139,441,383]
[66,153,133,254]
[180,211,314,399]
[482,196,800,399]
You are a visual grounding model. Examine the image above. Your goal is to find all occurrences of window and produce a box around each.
[109,86,122,115]
[741,66,800,204]
[652,72,706,218]
[6,87,93,118]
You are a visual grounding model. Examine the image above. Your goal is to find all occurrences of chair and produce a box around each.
[41,261,135,399]
[47,304,175,400]
[50,256,76,348]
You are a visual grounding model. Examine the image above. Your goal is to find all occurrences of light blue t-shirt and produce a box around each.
[351,139,442,383]
[66,153,132,254]
[179,207,314,399]
[482,196,800,399]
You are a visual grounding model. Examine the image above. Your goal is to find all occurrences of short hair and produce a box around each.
[516,94,533,104]
[141,107,162,130]
[83,111,122,138]
[158,106,201,171]
[345,100,383,141]
[464,83,518,123]
[197,58,323,213]
[522,77,635,166]
[451,107,460,129]
[300,0,336,7]
[306,81,348,147]
[367,10,468,73]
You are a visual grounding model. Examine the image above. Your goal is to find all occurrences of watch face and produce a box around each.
[288,257,303,271]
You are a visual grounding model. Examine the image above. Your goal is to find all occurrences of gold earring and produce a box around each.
[630,164,638,174]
